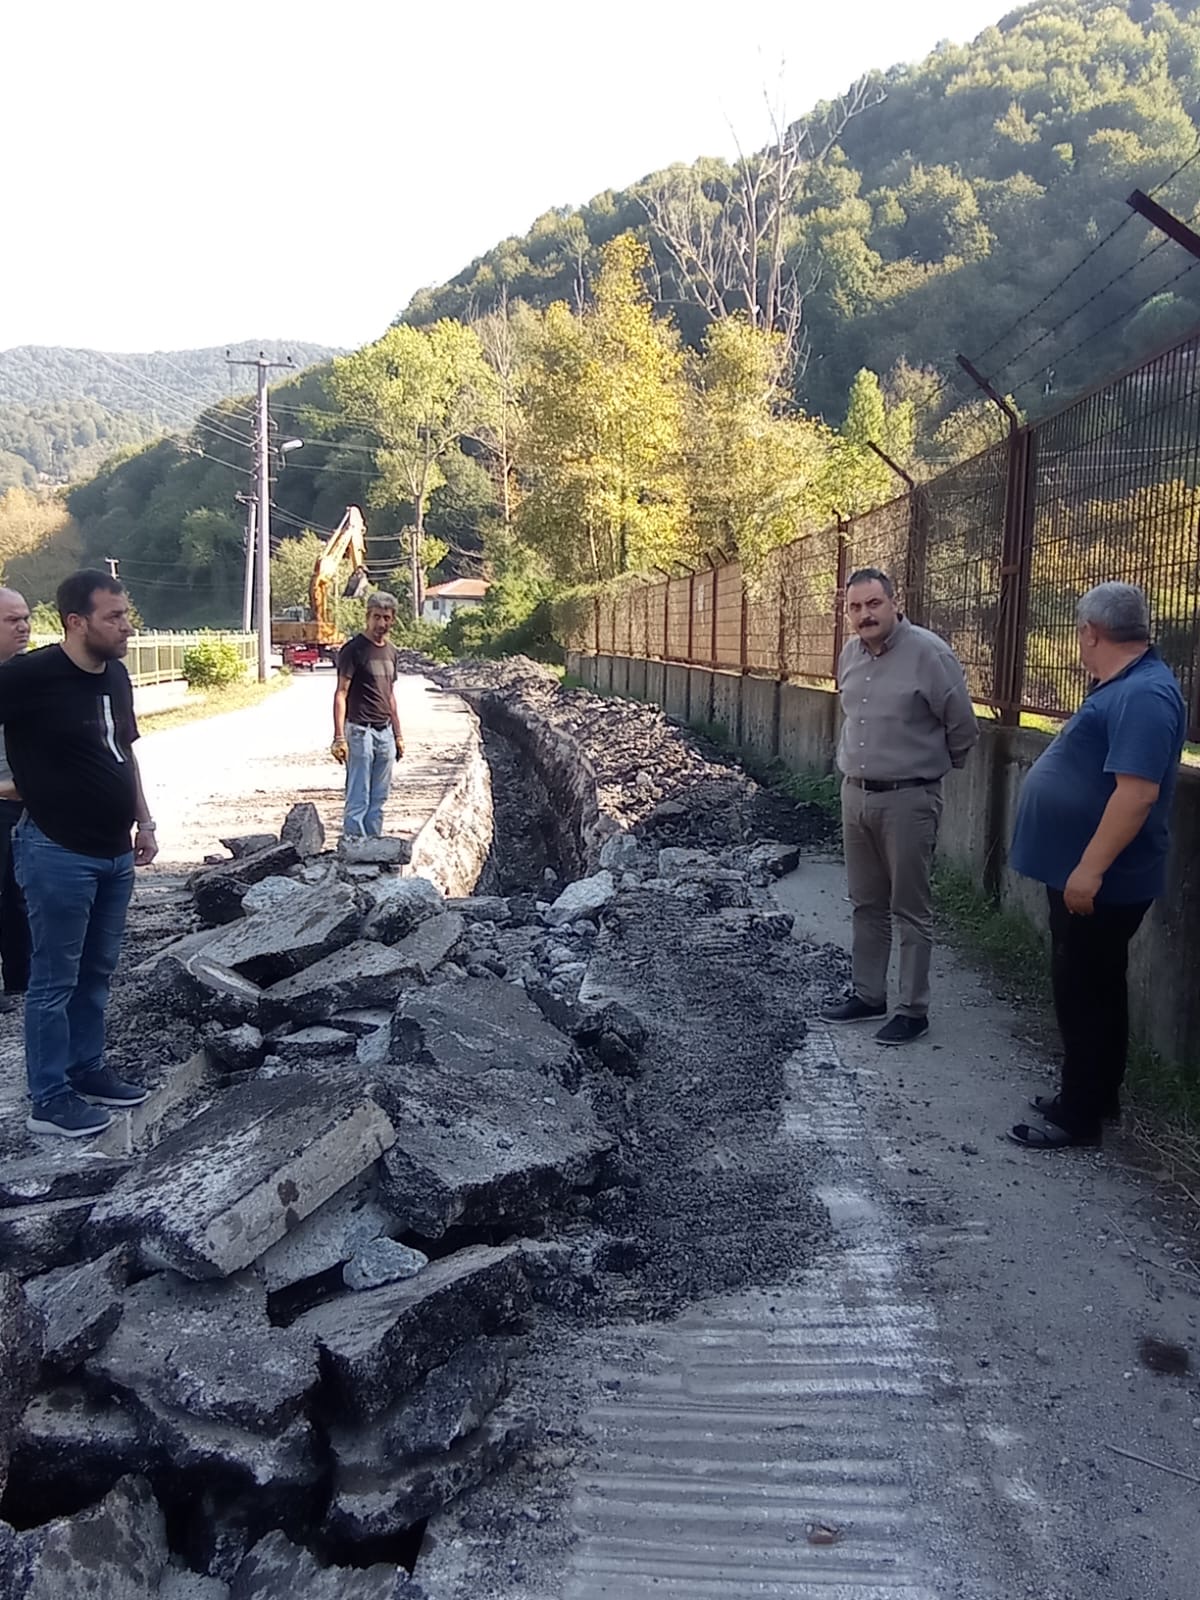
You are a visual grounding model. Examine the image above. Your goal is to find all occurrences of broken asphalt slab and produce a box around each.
[229,1530,426,1599]
[292,1244,529,1420]
[360,876,445,943]
[278,802,324,858]
[259,942,414,1029]
[327,1394,537,1542]
[376,1066,614,1239]
[0,1274,42,1503]
[86,1272,318,1434]
[389,977,579,1083]
[191,843,303,927]
[201,884,362,986]
[0,1194,96,1277]
[0,1475,168,1599]
[85,1075,395,1279]
[23,1247,127,1374]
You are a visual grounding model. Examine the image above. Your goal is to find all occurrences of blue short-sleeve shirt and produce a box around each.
[1010,649,1187,904]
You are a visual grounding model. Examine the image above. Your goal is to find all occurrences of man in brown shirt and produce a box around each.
[331,593,405,837]
[821,568,978,1044]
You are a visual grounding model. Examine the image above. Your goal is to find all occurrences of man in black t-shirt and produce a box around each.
[331,592,405,838]
[0,571,159,1138]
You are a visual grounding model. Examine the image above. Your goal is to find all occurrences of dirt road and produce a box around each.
[135,667,477,865]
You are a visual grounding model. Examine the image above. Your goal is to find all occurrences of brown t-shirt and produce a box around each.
[339,635,398,728]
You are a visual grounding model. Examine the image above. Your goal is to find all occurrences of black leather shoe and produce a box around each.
[820,996,887,1025]
[875,1014,929,1046]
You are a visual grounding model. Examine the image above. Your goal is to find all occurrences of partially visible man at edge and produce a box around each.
[0,587,32,1013]
[1007,582,1186,1151]
[0,570,158,1138]
[821,568,979,1045]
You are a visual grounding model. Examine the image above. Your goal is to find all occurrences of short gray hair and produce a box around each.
[1076,582,1150,643]
[365,591,398,617]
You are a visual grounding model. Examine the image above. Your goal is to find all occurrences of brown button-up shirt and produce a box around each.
[836,617,979,782]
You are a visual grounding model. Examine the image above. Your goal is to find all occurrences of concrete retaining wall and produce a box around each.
[572,652,1200,1068]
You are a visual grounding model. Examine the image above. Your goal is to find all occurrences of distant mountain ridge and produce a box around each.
[0,340,340,489]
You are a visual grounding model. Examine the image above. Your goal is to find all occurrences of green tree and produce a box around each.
[685,318,842,570]
[519,234,689,582]
[836,368,916,513]
[330,322,498,617]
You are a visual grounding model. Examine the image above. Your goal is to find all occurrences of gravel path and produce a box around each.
[136,667,477,867]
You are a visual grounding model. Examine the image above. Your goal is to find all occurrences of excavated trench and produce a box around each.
[0,665,843,1600]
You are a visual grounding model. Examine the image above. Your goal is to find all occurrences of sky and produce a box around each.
[2,0,1009,354]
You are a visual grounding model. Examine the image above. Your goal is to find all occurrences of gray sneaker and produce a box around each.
[70,1067,150,1108]
[26,1091,113,1138]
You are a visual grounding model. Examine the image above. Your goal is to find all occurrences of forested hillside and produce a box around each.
[0,341,338,489]
[12,0,1200,638]
[404,0,1200,421]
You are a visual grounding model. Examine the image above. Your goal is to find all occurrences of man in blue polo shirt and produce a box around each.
[1007,582,1186,1150]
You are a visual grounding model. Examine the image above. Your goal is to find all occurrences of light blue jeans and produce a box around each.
[343,722,396,837]
[12,817,135,1107]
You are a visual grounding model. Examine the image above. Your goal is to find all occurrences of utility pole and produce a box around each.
[104,557,119,580]
[412,425,433,622]
[237,495,257,634]
[225,350,293,680]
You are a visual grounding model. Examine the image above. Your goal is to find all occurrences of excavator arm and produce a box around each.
[309,507,369,640]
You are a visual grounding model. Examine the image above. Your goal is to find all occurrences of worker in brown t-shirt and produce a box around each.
[331,592,405,837]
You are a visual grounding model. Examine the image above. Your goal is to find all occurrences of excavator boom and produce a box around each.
[271,505,370,665]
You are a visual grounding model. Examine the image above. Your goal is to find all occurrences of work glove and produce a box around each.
[331,737,348,765]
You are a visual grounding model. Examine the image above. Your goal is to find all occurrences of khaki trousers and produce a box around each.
[841,779,942,1018]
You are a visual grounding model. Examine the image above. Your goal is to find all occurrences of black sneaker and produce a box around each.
[70,1067,150,1108]
[875,1014,929,1046]
[26,1091,113,1139]
[820,996,888,1025]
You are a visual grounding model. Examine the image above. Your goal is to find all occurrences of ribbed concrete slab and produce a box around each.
[563,1029,956,1600]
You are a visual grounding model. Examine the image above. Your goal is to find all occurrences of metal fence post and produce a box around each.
[905,485,931,629]
[995,427,1036,724]
[739,575,749,674]
[832,519,849,677]
[710,568,719,667]
[686,572,695,663]
[593,595,600,655]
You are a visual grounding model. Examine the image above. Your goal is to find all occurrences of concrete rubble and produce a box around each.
[86,1075,397,1277]
[0,680,835,1596]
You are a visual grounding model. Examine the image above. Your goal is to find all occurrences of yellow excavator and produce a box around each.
[271,506,370,669]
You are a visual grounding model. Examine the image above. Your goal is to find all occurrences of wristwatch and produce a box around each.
[136,820,157,831]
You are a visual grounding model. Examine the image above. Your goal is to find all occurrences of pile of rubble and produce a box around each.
[0,664,843,1598]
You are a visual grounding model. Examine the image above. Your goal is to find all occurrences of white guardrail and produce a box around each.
[29,631,258,689]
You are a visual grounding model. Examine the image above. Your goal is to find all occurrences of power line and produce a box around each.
[973,142,1200,369]
[983,232,1174,388]
[1010,257,1200,401]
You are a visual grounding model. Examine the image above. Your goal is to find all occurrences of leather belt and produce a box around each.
[844,776,932,792]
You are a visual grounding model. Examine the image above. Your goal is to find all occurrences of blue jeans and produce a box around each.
[13,818,135,1107]
[343,723,396,837]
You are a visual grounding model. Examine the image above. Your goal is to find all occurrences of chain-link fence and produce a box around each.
[29,631,258,688]
[564,324,1200,740]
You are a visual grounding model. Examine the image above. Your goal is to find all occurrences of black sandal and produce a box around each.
[1008,1121,1101,1150]
[1030,1093,1120,1124]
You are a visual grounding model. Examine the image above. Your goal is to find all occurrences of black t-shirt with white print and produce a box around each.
[0,645,139,858]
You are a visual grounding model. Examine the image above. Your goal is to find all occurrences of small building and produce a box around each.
[421,578,489,625]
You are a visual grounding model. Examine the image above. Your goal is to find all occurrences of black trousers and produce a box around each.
[1047,887,1150,1134]
[0,798,29,995]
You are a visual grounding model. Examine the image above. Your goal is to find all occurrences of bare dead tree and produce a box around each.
[469,288,523,529]
[639,75,884,374]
